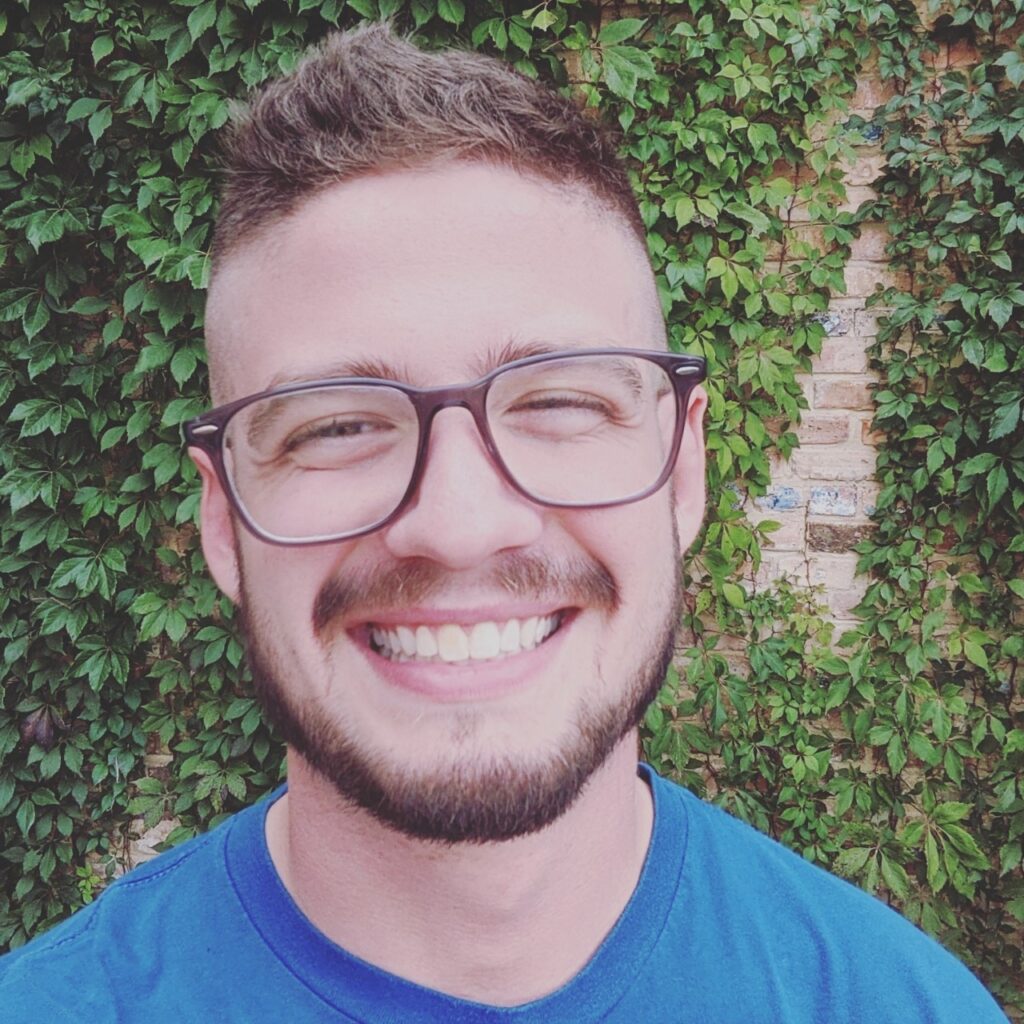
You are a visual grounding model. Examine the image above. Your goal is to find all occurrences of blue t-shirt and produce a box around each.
[0,766,1008,1023]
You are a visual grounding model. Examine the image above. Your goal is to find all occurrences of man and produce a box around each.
[0,23,1008,1023]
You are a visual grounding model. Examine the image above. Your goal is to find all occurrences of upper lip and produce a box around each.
[353,602,573,628]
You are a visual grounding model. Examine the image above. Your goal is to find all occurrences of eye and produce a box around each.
[510,392,613,415]
[283,417,390,452]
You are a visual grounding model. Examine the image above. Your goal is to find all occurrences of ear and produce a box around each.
[671,385,708,555]
[189,447,242,604]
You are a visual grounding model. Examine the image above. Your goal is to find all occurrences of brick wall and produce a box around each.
[742,11,986,631]
[748,84,895,629]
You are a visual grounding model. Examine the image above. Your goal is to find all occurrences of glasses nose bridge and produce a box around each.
[412,378,502,480]
[417,378,491,438]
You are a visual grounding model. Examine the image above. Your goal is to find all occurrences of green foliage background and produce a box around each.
[0,0,1020,1014]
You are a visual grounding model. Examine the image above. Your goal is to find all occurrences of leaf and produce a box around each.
[602,45,655,102]
[673,196,695,228]
[91,34,114,63]
[727,201,771,236]
[991,397,1018,440]
[963,640,989,670]
[834,846,871,876]
[880,854,909,899]
[172,135,194,170]
[934,802,971,824]
[88,106,113,144]
[70,295,109,314]
[166,28,192,68]
[23,297,51,341]
[16,799,35,836]
[25,210,65,250]
[987,465,1008,506]
[187,1,217,41]
[170,348,198,386]
[748,122,778,151]
[942,824,989,869]
[887,733,907,774]
[925,832,945,892]
[987,296,1013,328]
[598,18,646,45]
[437,0,465,25]
[720,267,738,303]
[67,97,102,121]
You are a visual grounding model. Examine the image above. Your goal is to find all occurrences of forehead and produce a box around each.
[205,162,663,400]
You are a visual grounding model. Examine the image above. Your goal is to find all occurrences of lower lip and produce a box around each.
[351,613,575,703]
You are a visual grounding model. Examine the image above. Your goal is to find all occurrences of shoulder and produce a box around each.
[647,771,1009,1023]
[0,812,231,1023]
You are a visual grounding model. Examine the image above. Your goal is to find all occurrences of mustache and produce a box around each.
[312,553,619,634]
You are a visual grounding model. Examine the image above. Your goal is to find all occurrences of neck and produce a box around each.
[265,736,653,1007]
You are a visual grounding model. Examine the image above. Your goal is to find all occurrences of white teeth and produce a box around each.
[396,625,417,656]
[415,625,438,657]
[370,613,564,664]
[437,624,470,663]
[469,621,501,659]
[520,616,538,648]
[499,619,520,652]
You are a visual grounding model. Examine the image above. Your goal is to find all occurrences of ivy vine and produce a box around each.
[0,0,1019,1015]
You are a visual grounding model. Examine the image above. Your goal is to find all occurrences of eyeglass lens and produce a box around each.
[221,354,679,542]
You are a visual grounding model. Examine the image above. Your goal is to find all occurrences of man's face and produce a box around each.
[197,163,706,843]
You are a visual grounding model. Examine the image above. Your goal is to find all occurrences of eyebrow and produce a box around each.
[262,339,581,391]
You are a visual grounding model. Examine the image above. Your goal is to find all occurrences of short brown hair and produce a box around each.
[210,23,645,269]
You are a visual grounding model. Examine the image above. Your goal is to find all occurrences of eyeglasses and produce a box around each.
[183,348,706,546]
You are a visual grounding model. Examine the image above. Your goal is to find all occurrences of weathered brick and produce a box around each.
[808,553,859,589]
[851,75,898,109]
[814,309,852,337]
[854,307,891,337]
[813,337,869,374]
[808,523,875,553]
[861,417,885,446]
[836,186,879,216]
[849,223,891,261]
[756,511,806,552]
[809,485,858,516]
[813,378,874,411]
[923,39,980,69]
[790,446,876,481]
[797,415,851,445]
[827,584,869,617]
[843,261,912,298]
[840,150,886,187]
[754,484,804,510]
[858,481,881,515]
[756,552,810,588]
[130,818,181,868]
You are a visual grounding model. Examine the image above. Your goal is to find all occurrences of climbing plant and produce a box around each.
[0,0,1018,1015]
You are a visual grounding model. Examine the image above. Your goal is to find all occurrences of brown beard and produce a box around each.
[238,548,681,845]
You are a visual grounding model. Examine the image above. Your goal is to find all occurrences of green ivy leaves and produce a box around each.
[0,2,1018,1011]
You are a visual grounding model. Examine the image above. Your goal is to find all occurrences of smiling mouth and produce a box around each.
[365,611,570,664]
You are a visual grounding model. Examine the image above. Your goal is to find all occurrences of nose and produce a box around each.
[381,406,545,568]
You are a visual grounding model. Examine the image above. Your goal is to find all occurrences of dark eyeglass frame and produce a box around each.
[183,347,707,547]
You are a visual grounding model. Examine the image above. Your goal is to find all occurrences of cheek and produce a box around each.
[563,496,677,614]
[236,540,336,630]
